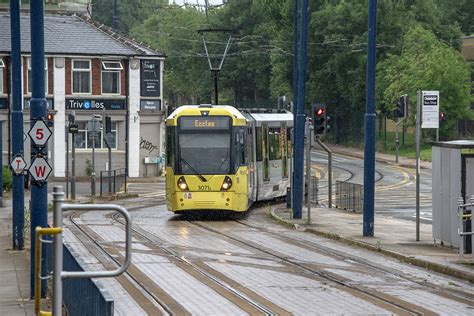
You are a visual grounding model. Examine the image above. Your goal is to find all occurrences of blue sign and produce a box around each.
[65,98,126,110]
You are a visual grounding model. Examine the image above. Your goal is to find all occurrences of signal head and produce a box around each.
[46,112,54,127]
[439,111,446,123]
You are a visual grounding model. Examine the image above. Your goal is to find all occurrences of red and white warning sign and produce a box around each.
[28,120,52,147]
[29,157,52,182]
[10,156,27,175]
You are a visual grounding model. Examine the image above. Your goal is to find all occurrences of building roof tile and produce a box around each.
[0,13,163,57]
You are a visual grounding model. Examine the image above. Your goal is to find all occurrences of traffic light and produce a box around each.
[312,104,327,136]
[68,111,75,124]
[395,95,408,118]
[46,111,54,127]
[439,112,446,124]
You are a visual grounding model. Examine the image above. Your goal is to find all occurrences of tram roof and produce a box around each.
[166,105,247,125]
[248,112,294,123]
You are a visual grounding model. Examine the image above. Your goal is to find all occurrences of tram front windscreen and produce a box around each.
[178,116,232,175]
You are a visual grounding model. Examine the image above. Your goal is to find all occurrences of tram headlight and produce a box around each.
[220,176,233,191]
[177,176,188,191]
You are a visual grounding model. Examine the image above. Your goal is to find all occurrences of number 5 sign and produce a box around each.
[28,120,52,147]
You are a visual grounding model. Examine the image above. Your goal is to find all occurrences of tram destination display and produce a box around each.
[179,116,230,130]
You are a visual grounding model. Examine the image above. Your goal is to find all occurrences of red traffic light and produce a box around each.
[46,112,54,127]
[316,108,325,117]
[439,112,446,123]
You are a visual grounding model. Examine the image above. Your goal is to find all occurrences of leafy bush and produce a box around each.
[2,165,12,191]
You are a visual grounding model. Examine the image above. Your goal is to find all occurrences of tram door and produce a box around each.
[247,124,256,202]
[262,123,270,182]
[281,122,288,179]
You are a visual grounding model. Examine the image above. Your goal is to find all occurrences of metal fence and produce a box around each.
[47,242,114,316]
[335,180,363,212]
[310,176,318,204]
[100,168,127,196]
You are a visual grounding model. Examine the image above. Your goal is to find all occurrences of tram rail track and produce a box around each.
[186,221,424,315]
[186,219,474,315]
[63,194,473,314]
[110,211,280,315]
[66,202,280,315]
[232,219,474,303]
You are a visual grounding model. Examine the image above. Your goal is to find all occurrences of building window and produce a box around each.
[27,58,48,94]
[0,58,4,94]
[73,121,117,149]
[101,61,122,94]
[72,59,91,94]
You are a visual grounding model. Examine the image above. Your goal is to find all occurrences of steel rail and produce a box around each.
[67,209,174,315]
[190,221,426,315]
[233,220,474,303]
[111,213,276,316]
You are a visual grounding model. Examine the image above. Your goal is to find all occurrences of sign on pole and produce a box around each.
[28,120,52,147]
[421,91,439,129]
[10,156,27,175]
[29,157,52,182]
[69,123,79,134]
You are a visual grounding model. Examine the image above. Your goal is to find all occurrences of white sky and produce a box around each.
[171,0,224,5]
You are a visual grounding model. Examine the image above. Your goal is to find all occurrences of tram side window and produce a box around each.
[268,128,281,160]
[287,127,293,157]
[233,127,246,169]
[166,126,175,168]
[256,127,263,161]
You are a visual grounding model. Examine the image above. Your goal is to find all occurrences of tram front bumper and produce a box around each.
[170,191,246,212]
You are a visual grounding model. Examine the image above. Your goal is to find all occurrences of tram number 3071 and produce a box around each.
[198,185,211,191]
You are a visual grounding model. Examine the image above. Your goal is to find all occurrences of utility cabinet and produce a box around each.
[432,140,473,252]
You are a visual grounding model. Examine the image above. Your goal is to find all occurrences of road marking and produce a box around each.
[139,192,166,198]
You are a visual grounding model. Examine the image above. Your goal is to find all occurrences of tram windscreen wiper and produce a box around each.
[180,157,207,182]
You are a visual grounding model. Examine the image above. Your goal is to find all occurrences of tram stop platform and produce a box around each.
[271,205,474,283]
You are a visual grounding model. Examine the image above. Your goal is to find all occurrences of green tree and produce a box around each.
[378,25,471,138]
[91,0,168,34]
[131,6,213,105]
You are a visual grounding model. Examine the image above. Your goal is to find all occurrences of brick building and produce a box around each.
[0,13,166,178]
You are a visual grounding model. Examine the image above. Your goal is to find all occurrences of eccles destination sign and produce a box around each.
[66,98,126,110]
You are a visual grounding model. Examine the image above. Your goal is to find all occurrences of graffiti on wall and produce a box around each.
[140,137,158,154]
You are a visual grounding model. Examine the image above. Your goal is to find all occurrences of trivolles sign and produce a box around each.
[65,98,126,110]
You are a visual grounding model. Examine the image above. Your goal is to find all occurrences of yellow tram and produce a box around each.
[165,105,293,213]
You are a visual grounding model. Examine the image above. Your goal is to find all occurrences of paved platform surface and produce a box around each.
[0,197,34,316]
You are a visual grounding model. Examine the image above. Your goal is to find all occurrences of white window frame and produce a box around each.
[26,57,48,94]
[101,60,122,95]
[74,121,118,150]
[72,59,92,94]
[0,58,4,94]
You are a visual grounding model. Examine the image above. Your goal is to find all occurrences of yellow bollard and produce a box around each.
[35,226,62,316]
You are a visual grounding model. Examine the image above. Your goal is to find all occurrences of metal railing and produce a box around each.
[100,168,127,196]
[34,186,132,315]
[335,180,363,212]
[457,196,473,259]
[35,227,62,316]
